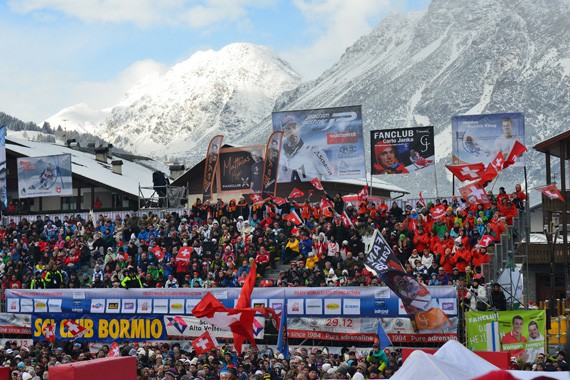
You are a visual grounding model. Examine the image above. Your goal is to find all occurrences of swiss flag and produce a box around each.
[192,262,261,354]
[291,227,300,236]
[107,342,120,357]
[64,319,87,338]
[152,245,165,261]
[283,210,303,226]
[536,184,565,202]
[491,151,504,171]
[250,193,264,204]
[340,211,353,227]
[430,204,446,219]
[357,185,369,201]
[43,324,56,343]
[310,177,324,191]
[288,188,304,199]
[192,330,219,355]
[459,182,489,204]
[176,246,193,262]
[445,163,485,182]
[320,197,333,211]
[504,140,527,169]
[273,197,287,206]
[479,235,495,247]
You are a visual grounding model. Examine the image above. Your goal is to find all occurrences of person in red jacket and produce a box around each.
[255,246,271,276]
[439,248,455,274]
[413,226,430,253]
[471,246,490,273]
[452,242,471,273]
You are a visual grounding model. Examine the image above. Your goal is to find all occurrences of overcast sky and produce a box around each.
[0,0,430,124]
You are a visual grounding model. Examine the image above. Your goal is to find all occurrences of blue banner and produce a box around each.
[7,287,457,318]
[32,314,166,342]
[272,105,365,183]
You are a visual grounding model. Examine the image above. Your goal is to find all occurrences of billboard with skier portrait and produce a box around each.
[17,154,73,198]
[370,127,435,175]
[217,146,265,194]
[272,106,365,183]
[451,113,525,166]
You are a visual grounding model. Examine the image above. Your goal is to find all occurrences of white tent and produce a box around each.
[392,340,569,380]
[392,340,497,380]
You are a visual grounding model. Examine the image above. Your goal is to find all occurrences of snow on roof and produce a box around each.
[330,173,409,194]
[6,136,167,198]
[522,233,568,244]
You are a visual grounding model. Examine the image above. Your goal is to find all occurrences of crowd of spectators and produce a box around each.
[0,184,549,379]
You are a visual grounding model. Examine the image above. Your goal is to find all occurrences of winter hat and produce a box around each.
[374,141,393,157]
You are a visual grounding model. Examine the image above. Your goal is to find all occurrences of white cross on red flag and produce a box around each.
[250,193,264,204]
[459,182,489,204]
[536,184,565,202]
[340,211,353,227]
[310,178,324,191]
[64,319,87,338]
[357,185,369,201]
[283,210,303,225]
[273,197,287,206]
[445,163,486,182]
[320,196,333,211]
[429,204,446,219]
[191,330,219,355]
[491,151,504,171]
[479,235,495,247]
[176,246,193,262]
[152,245,165,261]
[107,342,120,357]
[43,324,56,343]
[288,188,305,199]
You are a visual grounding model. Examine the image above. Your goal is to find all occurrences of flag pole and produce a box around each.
[452,175,455,197]
[434,168,439,198]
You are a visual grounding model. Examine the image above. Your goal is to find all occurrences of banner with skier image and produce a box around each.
[0,126,6,209]
[451,113,525,166]
[272,105,365,183]
[262,131,283,197]
[17,154,73,198]
[202,135,223,202]
[370,127,434,175]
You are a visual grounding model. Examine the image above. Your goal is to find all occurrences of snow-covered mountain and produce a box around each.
[244,0,570,199]
[47,43,301,163]
[48,0,570,201]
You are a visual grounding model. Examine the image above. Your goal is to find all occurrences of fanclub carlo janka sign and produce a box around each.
[370,127,435,175]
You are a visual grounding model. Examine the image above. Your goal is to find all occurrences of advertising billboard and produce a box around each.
[451,113,525,166]
[17,154,73,198]
[272,106,365,183]
[217,146,264,194]
[370,127,435,175]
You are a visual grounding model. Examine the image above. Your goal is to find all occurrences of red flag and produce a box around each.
[176,246,193,262]
[64,319,87,338]
[320,197,333,210]
[291,227,300,236]
[250,193,264,204]
[429,204,446,219]
[459,182,489,204]
[191,330,219,355]
[357,185,369,201]
[283,210,303,226]
[236,262,256,309]
[504,140,527,168]
[479,235,495,247]
[288,188,304,199]
[480,164,498,186]
[491,151,504,171]
[192,293,258,355]
[310,178,324,191]
[445,163,485,182]
[43,324,55,343]
[151,245,165,261]
[273,197,287,206]
[107,342,120,357]
[536,184,565,202]
[419,192,426,208]
[340,211,353,227]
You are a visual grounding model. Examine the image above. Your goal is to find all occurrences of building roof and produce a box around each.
[533,130,570,158]
[6,136,167,198]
